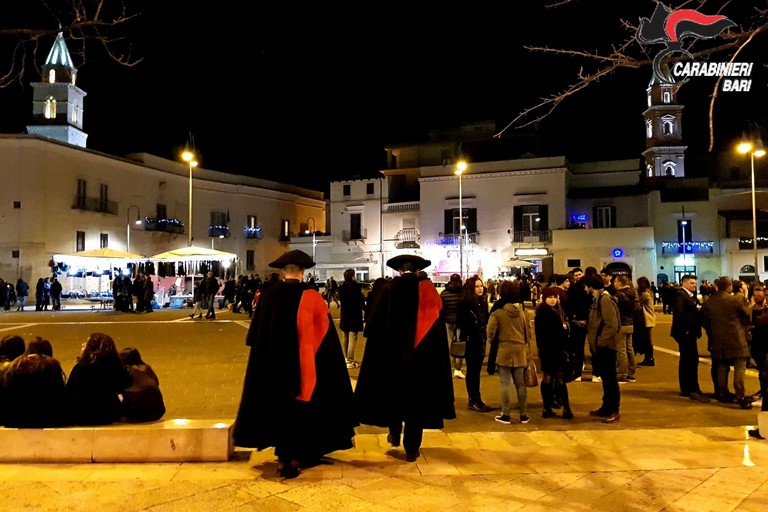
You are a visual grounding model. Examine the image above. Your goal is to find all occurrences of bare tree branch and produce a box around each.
[495,2,768,147]
[0,0,142,88]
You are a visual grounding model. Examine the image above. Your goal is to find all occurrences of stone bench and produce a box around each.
[0,418,234,463]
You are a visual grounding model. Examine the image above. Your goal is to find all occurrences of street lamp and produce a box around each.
[181,150,198,247]
[305,217,317,263]
[738,140,766,283]
[680,218,688,270]
[126,205,141,253]
[455,160,467,280]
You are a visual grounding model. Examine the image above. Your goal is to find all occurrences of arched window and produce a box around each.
[662,120,674,135]
[663,160,676,176]
[647,163,654,177]
[72,104,79,123]
[48,69,56,83]
[663,90,671,104]
[645,119,653,138]
[44,97,57,119]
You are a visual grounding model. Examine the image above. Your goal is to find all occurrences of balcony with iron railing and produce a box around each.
[208,225,231,238]
[509,230,552,243]
[144,217,185,234]
[435,232,480,246]
[243,226,263,239]
[738,237,768,250]
[383,201,420,213]
[661,241,715,254]
[342,228,367,242]
[395,227,420,249]
[72,196,118,215]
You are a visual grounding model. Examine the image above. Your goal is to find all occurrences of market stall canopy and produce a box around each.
[55,247,145,260]
[500,258,535,268]
[150,246,236,261]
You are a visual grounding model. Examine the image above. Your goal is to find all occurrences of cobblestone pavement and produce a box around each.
[0,304,766,511]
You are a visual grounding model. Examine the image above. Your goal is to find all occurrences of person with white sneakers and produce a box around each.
[440,273,466,379]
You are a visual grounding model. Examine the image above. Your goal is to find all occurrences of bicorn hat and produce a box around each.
[386,254,431,271]
[268,250,316,269]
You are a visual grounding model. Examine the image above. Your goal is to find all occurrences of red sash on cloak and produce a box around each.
[415,280,441,348]
[296,290,329,401]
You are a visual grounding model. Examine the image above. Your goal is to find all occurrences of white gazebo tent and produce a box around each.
[150,245,237,298]
[53,247,145,294]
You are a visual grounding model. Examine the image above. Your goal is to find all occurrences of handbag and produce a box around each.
[524,359,539,387]
[450,336,466,358]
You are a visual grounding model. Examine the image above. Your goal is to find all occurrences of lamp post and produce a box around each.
[126,205,141,253]
[181,150,198,247]
[738,140,766,283]
[455,160,467,280]
[305,217,317,263]
[680,218,688,271]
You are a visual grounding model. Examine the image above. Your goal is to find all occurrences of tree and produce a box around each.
[497,1,768,151]
[0,0,142,89]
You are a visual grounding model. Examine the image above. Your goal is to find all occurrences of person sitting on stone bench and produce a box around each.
[4,337,68,428]
[0,335,26,426]
[118,347,166,423]
[65,333,132,426]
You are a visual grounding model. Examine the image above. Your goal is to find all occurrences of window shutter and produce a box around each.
[610,206,617,228]
[445,209,454,234]
[592,206,599,228]
[539,205,549,230]
[513,206,522,231]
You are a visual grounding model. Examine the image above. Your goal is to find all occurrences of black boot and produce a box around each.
[541,382,557,418]
[558,382,574,419]
[638,358,655,366]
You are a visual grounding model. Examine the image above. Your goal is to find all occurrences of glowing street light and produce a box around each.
[181,150,198,247]
[455,160,467,280]
[738,140,766,283]
[126,204,141,253]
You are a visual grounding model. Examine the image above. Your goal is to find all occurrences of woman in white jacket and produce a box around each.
[486,281,532,425]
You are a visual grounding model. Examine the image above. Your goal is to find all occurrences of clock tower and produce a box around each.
[26,32,88,147]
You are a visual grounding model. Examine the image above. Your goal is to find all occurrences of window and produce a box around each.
[350,213,362,240]
[76,231,85,252]
[445,208,478,235]
[513,205,548,232]
[246,250,255,271]
[247,215,257,228]
[663,160,676,176]
[662,115,675,136]
[441,149,451,165]
[280,219,290,241]
[156,204,167,220]
[76,179,87,208]
[645,119,652,138]
[593,206,616,228]
[647,91,652,107]
[343,184,351,196]
[647,163,654,177]
[210,211,227,226]
[663,90,671,103]
[48,69,56,83]
[99,184,109,212]
[366,182,374,195]
[100,233,108,248]
[44,97,56,119]
[13,201,20,209]
[72,104,79,124]
[566,259,581,268]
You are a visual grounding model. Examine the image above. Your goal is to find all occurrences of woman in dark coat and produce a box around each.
[233,250,357,479]
[534,287,573,419]
[65,332,132,425]
[4,337,68,428]
[457,275,491,412]
[119,347,166,422]
[337,268,366,368]
[354,255,455,462]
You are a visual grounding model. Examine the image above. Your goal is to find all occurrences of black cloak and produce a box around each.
[354,273,456,429]
[233,280,357,461]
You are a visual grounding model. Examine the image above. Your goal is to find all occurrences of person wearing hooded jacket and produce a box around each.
[486,280,533,424]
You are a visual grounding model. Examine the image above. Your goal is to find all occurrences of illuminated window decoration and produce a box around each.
[515,248,548,257]
[571,214,588,222]
[612,248,624,258]
[661,241,715,253]
[44,97,56,119]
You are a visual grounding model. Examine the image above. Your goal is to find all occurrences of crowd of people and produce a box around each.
[0,333,165,428]
[229,252,768,479]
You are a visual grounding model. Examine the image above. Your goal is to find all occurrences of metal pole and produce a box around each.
[188,162,193,247]
[752,151,759,283]
[458,172,463,281]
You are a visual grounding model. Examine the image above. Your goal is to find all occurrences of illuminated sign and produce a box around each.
[515,248,548,257]
[571,213,588,222]
[612,248,624,258]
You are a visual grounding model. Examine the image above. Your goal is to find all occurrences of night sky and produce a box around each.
[1,2,766,193]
